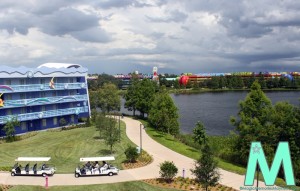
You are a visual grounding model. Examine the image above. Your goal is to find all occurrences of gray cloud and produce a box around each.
[70,27,112,43]
[0,0,300,74]
[147,9,188,23]
[40,8,99,36]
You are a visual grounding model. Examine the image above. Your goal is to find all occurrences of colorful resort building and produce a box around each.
[0,63,91,137]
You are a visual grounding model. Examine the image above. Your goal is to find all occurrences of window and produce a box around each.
[40,92,46,97]
[40,79,45,84]
[69,103,74,108]
[52,91,57,97]
[53,104,57,110]
[20,93,26,99]
[42,119,47,127]
[5,79,11,85]
[20,79,25,85]
[53,117,57,125]
[6,109,12,115]
[21,122,27,131]
[71,115,74,123]
[69,78,74,83]
[5,94,12,100]
[41,106,45,111]
[21,107,26,114]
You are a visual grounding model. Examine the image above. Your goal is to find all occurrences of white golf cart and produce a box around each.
[74,156,119,178]
[11,157,56,177]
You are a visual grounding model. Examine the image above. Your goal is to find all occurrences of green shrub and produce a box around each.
[159,161,178,183]
[124,145,139,163]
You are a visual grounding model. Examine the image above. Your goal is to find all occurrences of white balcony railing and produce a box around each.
[2,95,88,108]
[0,106,89,124]
[0,82,86,93]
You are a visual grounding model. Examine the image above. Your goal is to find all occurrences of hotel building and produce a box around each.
[0,63,90,136]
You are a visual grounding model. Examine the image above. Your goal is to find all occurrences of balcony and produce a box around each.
[0,106,89,124]
[2,95,88,108]
[0,82,86,93]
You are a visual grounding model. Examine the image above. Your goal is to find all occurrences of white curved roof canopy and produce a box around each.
[80,157,115,162]
[15,157,51,162]
[37,63,82,69]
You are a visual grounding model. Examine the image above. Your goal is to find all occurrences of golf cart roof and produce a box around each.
[80,156,115,162]
[15,157,51,162]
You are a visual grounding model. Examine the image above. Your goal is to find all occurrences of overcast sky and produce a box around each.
[0,0,300,74]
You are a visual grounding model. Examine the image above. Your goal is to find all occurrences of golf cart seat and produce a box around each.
[25,163,29,172]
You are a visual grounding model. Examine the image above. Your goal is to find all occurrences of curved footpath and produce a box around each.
[0,117,265,190]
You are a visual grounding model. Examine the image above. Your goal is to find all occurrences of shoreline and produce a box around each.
[170,88,300,94]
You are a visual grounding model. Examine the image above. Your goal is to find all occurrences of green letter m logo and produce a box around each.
[245,142,295,186]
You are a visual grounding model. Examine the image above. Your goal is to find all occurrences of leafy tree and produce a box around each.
[230,81,275,164]
[159,161,178,183]
[192,121,207,146]
[218,76,226,89]
[103,117,119,154]
[98,83,121,114]
[149,90,179,135]
[97,73,121,88]
[91,108,98,123]
[3,116,20,142]
[89,90,98,110]
[94,113,108,138]
[272,101,300,179]
[124,145,139,163]
[191,143,220,191]
[209,77,219,89]
[173,79,180,89]
[135,79,156,118]
[124,79,139,116]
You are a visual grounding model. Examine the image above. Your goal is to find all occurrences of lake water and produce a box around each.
[171,91,300,135]
[120,91,300,136]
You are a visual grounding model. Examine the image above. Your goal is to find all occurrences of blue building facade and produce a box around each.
[0,63,91,136]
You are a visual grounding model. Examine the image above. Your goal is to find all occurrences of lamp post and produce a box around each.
[140,123,143,154]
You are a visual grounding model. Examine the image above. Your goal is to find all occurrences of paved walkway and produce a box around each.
[0,117,265,190]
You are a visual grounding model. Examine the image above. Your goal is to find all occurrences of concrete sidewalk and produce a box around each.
[0,117,266,190]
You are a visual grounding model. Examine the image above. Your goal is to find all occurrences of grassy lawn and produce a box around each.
[7,181,180,191]
[142,120,288,186]
[0,121,135,173]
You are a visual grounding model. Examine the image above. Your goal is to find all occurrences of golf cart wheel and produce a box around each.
[11,172,15,176]
[108,172,113,176]
[42,173,47,177]
[75,173,79,178]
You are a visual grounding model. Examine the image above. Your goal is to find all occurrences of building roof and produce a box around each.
[15,157,51,162]
[37,63,82,69]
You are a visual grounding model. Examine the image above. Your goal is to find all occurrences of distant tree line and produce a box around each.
[88,73,122,91]
[159,75,300,89]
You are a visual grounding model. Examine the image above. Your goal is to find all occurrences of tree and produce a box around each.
[230,81,275,164]
[98,83,121,114]
[159,161,178,183]
[135,79,156,118]
[124,79,139,116]
[192,121,207,146]
[191,143,220,191]
[89,90,98,110]
[97,73,121,88]
[149,90,179,135]
[272,101,300,179]
[103,117,119,154]
[95,113,109,138]
[124,145,139,163]
[3,116,20,142]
